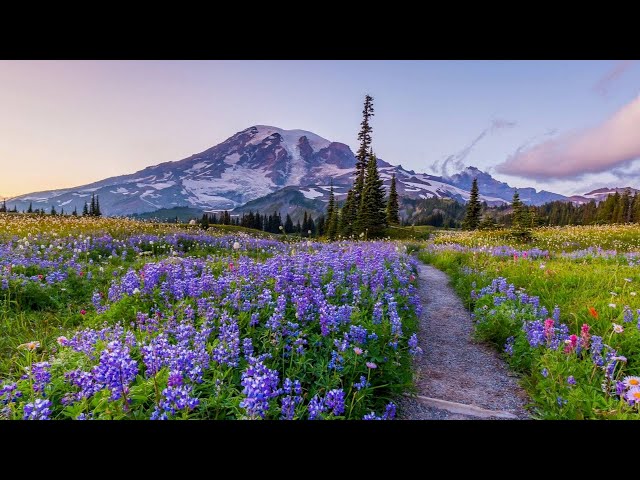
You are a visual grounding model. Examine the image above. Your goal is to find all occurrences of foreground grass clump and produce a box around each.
[0,215,421,420]
[420,224,640,419]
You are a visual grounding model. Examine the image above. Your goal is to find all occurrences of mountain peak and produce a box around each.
[243,125,332,151]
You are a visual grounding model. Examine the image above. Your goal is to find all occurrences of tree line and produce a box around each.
[0,194,102,217]
[200,209,324,236]
[462,179,640,233]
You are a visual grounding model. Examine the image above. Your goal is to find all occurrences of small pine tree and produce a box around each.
[357,153,387,238]
[461,177,481,230]
[316,214,325,236]
[339,189,356,237]
[50,205,57,215]
[0,200,6,213]
[386,173,400,225]
[284,214,294,233]
[82,202,89,216]
[27,202,33,213]
[95,195,102,217]
[511,190,530,236]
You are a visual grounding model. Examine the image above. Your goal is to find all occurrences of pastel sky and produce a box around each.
[1,60,639,198]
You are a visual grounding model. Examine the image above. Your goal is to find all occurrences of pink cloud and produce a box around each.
[495,94,640,180]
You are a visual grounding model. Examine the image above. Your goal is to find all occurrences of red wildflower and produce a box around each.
[588,307,598,319]
[543,318,554,341]
[580,323,590,350]
[80,309,86,315]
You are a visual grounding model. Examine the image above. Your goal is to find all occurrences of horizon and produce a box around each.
[1,60,639,199]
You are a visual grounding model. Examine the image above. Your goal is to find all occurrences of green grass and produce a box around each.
[418,225,640,419]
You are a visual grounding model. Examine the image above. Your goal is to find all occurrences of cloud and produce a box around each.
[430,118,516,177]
[594,60,635,97]
[495,94,640,180]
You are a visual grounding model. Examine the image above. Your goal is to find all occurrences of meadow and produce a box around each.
[0,214,421,420]
[420,224,640,419]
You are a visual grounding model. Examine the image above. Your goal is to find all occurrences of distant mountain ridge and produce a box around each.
[6,124,620,217]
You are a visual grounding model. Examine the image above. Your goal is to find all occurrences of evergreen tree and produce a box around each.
[478,214,498,230]
[621,188,632,223]
[82,202,89,216]
[95,195,101,217]
[284,214,294,233]
[316,214,325,236]
[27,202,33,213]
[200,213,209,229]
[633,194,640,223]
[461,177,481,230]
[354,94,375,197]
[386,173,400,226]
[307,216,316,236]
[301,211,309,236]
[511,190,530,235]
[0,200,6,213]
[357,154,387,238]
[90,194,96,216]
[326,181,338,240]
[339,189,357,237]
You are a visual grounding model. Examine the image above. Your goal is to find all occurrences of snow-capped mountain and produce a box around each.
[5,125,570,216]
[568,187,640,205]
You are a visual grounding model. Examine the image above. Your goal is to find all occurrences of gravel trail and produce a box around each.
[398,262,530,420]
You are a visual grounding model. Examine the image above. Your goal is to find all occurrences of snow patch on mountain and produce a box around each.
[300,188,324,199]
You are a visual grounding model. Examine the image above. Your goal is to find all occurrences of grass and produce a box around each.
[418,223,640,419]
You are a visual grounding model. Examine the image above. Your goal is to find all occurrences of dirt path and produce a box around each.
[398,262,530,420]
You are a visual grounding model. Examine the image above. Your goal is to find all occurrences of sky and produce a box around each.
[1,60,639,198]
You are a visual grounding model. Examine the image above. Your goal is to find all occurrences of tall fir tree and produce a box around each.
[0,200,6,213]
[352,95,375,220]
[95,195,101,217]
[386,173,400,225]
[27,202,33,213]
[357,154,387,238]
[82,202,89,216]
[326,180,338,240]
[461,177,481,230]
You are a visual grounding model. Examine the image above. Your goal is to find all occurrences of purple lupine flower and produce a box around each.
[383,402,397,420]
[567,376,576,385]
[23,398,52,420]
[408,333,422,356]
[92,341,138,402]
[242,337,254,357]
[623,305,633,323]
[541,368,549,378]
[363,411,382,420]
[616,381,626,396]
[353,376,370,391]
[325,389,345,416]
[308,395,326,420]
[239,354,280,419]
[28,361,51,396]
[0,382,23,405]
[504,336,515,356]
[590,335,604,366]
